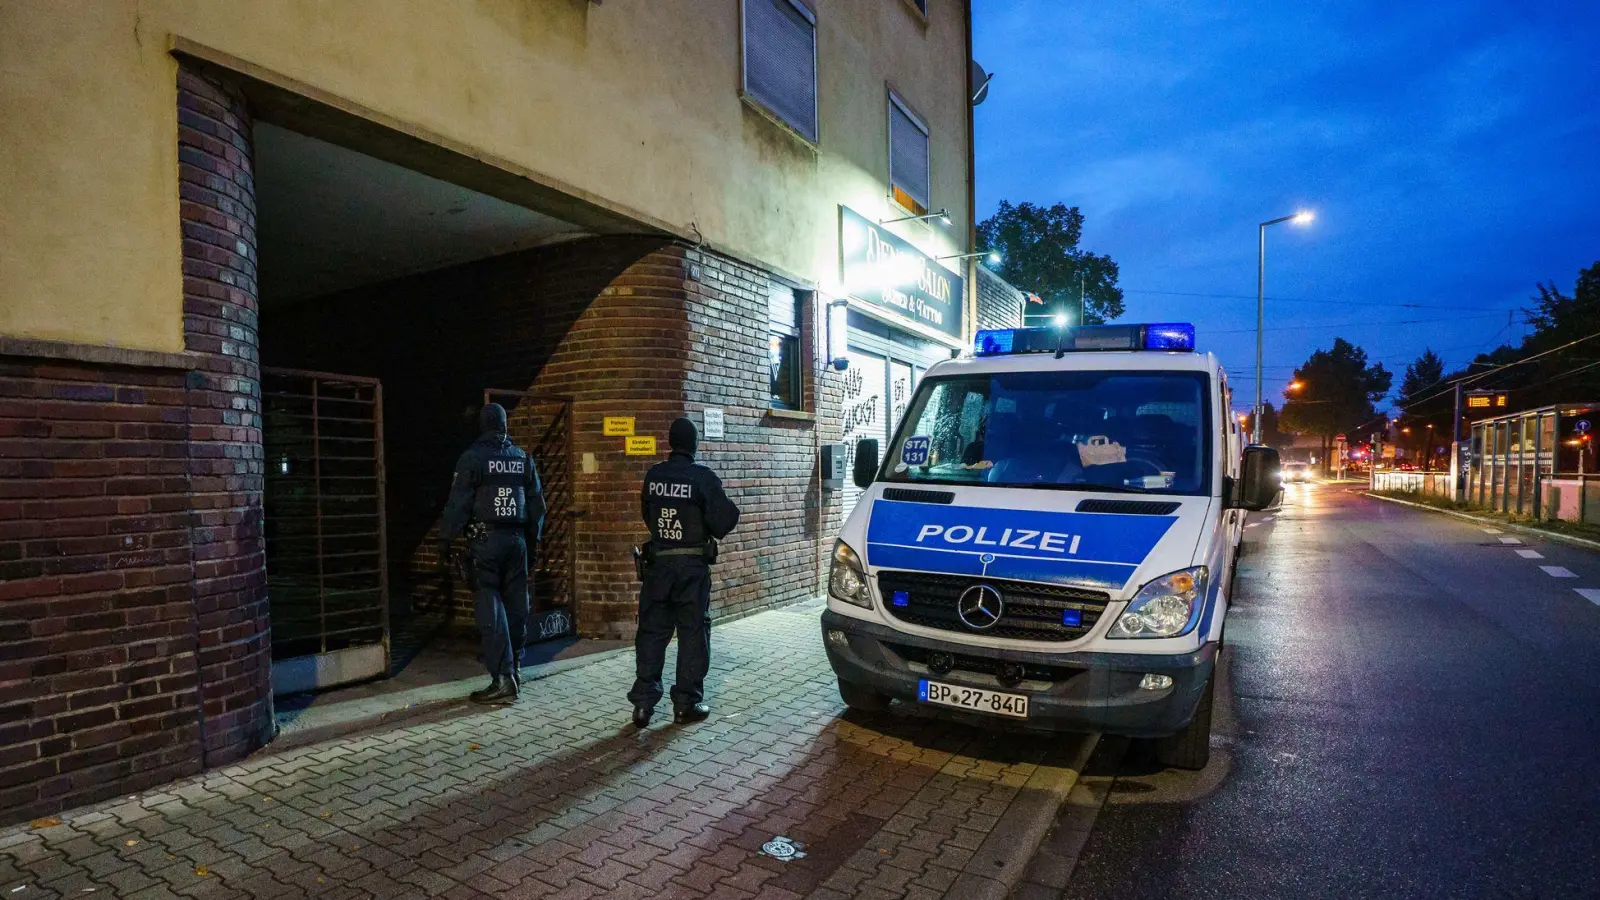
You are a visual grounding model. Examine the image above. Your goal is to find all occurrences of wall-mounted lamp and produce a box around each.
[881,208,952,227]
[939,250,1002,265]
[827,299,850,371]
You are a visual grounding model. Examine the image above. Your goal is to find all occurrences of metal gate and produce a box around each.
[485,389,578,641]
[263,368,389,695]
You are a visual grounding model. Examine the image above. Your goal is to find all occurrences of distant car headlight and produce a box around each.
[1107,566,1208,639]
[829,540,871,609]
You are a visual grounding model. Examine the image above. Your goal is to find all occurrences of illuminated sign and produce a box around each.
[839,206,964,339]
[1465,391,1508,410]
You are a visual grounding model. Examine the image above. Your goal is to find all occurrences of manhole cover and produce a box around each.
[760,835,806,861]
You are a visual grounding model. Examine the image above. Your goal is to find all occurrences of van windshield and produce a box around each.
[882,370,1213,495]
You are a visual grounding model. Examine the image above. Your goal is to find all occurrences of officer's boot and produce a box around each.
[673,702,711,724]
[470,674,518,705]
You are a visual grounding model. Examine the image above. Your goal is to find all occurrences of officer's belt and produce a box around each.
[654,546,709,557]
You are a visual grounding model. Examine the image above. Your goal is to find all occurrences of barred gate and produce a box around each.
[263,368,389,695]
[485,390,578,641]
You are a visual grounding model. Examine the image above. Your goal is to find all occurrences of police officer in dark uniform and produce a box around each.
[629,417,739,728]
[442,403,544,705]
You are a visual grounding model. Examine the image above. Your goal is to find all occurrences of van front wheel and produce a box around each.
[838,679,891,712]
[1153,673,1215,770]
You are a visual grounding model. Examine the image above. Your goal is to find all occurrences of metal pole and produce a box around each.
[1452,381,1463,501]
[1255,223,1265,444]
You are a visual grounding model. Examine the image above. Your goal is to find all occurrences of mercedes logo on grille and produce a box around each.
[957,584,1004,630]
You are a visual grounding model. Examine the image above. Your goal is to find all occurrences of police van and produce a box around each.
[821,323,1279,769]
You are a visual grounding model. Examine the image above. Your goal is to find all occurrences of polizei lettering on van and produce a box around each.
[913,524,1083,555]
[866,500,1179,590]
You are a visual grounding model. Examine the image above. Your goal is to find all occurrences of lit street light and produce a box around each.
[1287,380,1305,392]
[1255,210,1315,442]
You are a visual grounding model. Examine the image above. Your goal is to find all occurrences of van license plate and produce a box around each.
[918,680,1029,719]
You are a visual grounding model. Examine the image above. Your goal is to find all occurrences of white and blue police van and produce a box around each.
[821,322,1279,769]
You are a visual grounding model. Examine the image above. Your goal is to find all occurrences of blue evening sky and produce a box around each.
[972,0,1600,414]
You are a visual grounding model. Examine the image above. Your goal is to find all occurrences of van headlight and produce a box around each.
[1106,567,1207,639]
[829,540,871,609]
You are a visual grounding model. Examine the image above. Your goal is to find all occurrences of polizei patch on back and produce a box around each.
[487,458,525,475]
[865,499,1177,589]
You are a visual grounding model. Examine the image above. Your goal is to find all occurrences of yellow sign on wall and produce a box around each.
[603,416,635,436]
[624,436,657,455]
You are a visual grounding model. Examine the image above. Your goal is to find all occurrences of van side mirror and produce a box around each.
[853,439,880,489]
[1231,445,1281,510]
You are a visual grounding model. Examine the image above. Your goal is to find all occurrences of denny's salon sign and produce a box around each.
[839,206,964,340]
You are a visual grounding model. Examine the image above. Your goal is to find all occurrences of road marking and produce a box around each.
[1482,528,1503,534]
[1515,549,1544,559]
[1498,537,1522,544]
[1540,566,1577,578]
[1576,589,1600,606]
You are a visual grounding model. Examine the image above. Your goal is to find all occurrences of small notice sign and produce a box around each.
[603,416,635,437]
[624,436,657,456]
[703,408,725,440]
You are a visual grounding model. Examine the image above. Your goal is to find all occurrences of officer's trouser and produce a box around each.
[627,558,712,709]
[470,529,530,680]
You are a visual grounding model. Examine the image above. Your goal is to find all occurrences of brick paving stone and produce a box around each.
[1,603,1090,900]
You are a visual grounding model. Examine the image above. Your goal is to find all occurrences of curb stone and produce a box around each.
[946,732,1099,900]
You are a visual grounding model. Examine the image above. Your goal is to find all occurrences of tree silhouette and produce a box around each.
[977,201,1125,325]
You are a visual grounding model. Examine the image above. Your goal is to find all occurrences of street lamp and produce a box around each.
[1287,380,1305,392]
[1254,210,1315,442]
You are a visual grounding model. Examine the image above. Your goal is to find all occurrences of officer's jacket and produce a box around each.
[641,450,739,551]
[442,432,545,542]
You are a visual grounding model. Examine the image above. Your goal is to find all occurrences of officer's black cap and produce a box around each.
[479,403,508,435]
[669,417,697,454]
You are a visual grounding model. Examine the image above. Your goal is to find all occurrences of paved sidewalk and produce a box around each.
[1,601,1091,900]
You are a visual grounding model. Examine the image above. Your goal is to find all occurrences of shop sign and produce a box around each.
[839,206,963,340]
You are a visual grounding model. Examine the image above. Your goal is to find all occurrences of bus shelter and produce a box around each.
[1467,403,1598,516]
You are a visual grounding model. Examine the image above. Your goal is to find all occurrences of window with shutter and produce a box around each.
[743,0,819,143]
[889,92,930,213]
[768,288,807,410]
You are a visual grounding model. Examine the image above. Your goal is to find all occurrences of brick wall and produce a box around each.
[977,265,1025,331]
[0,361,204,822]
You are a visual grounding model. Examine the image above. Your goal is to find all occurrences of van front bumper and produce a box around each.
[820,610,1216,739]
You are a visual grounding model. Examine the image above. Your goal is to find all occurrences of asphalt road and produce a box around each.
[1050,482,1600,900]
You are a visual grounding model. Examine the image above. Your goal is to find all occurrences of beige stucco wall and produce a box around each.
[0,0,971,353]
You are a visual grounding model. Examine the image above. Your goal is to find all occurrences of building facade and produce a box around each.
[0,0,1018,822]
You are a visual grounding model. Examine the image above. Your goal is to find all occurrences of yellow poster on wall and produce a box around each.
[603,416,635,436]
[624,436,656,455]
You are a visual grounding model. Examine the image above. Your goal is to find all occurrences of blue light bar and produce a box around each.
[1144,323,1196,351]
[973,323,1196,356]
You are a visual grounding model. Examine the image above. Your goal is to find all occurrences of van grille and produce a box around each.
[876,571,1110,642]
